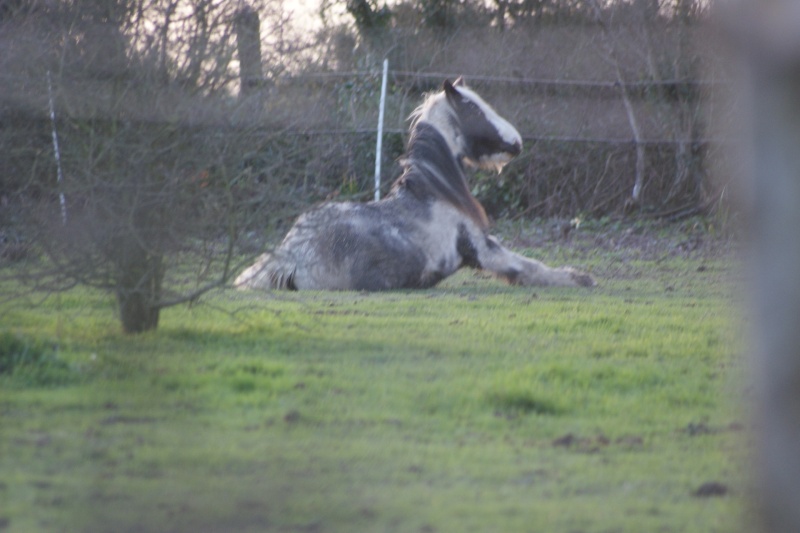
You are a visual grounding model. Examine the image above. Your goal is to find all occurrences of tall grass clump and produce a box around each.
[0,331,76,387]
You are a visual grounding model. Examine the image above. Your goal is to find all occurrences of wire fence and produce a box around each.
[241,68,725,146]
[1,68,726,146]
[1,64,727,219]
[281,69,725,90]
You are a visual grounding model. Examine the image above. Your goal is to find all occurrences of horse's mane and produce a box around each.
[407,84,492,134]
[393,122,489,230]
[408,91,450,133]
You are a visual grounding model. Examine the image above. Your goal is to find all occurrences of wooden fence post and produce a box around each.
[235,5,262,98]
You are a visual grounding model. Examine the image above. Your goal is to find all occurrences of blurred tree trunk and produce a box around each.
[732,1,800,530]
[115,235,164,334]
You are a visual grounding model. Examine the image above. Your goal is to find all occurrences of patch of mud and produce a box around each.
[693,482,729,497]
[551,432,644,453]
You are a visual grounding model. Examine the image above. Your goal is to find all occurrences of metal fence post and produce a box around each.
[374,58,389,201]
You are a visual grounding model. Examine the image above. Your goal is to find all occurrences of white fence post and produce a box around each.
[374,59,389,201]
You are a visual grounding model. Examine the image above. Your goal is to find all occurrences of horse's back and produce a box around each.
[305,202,434,290]
[241,201,434,291]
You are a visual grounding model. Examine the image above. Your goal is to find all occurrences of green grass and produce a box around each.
[0,230,746,533]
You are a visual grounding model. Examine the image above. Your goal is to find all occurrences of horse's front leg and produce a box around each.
[475,235,595,287]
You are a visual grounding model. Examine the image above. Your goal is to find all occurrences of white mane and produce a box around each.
[408,91,461,156]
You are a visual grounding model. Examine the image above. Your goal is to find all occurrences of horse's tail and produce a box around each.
[234,253,297,290]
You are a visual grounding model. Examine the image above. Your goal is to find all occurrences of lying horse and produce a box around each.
[235,79,594,291]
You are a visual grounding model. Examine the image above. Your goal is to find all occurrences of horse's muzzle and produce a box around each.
[506,140,522,157]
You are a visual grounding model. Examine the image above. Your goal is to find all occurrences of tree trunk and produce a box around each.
[590,0,646,207]
[115,237,164,334]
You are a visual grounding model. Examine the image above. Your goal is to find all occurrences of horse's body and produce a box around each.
[235,79,594,291]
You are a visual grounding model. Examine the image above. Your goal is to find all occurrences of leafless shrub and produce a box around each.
[0,1,332,333]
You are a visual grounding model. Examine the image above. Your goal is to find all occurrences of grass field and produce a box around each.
[0,221,747,533]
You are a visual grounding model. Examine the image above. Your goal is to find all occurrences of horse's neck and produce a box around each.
[401,122,488,229]
[407,122,461,174]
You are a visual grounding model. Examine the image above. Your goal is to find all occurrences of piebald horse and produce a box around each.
[235,79,594,291]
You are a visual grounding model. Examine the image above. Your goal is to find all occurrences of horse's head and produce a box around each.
[412,79,522,173]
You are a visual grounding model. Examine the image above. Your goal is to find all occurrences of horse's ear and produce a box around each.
[443,79,459,99]
[453,76,464,87]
